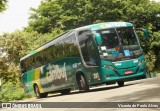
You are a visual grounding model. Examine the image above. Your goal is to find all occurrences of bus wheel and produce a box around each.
[77,75,89,92]
[117,81,124,87]
[34,85,48,98]
[60,88,71,95]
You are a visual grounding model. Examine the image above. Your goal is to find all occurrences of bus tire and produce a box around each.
[60,88,71,95]
[117,81,124,87]
[34,85,48,98]
[77,74,89,92]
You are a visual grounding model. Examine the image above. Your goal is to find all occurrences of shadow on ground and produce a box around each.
[47,81,142,98]
[105,78,160,102]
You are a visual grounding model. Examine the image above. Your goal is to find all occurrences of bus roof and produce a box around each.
[20,22,133,61]
[75,22,133,31]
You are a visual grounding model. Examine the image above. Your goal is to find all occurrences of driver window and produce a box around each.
[78,30,98,66]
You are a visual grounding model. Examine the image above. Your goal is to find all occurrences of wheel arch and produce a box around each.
[33,82,44,94]
[75,69,89,91]
[75,69,88,84]
[33,83,38,94]
[76,70,85,80]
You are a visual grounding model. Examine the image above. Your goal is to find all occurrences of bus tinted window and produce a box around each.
[20,33,80,73]
[63,34,79,57]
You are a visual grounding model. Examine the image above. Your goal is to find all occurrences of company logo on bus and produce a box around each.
[47,63,67,81]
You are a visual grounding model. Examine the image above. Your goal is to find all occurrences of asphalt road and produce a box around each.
[1,77,160,111]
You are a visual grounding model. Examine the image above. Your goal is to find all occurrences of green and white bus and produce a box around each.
[20,22,149,98]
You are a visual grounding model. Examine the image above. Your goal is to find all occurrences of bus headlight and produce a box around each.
[138,60,145,66]
[103,65,114,70]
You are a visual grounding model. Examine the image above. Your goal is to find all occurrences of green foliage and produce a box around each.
[0,57,20,83]
[0,82,33,102]
[0,0,7,12]
[27,1,63,33]
[0,29,63,82]
[1,31,33,65]
[151,31,160,71]
[27,0,160,33]
[145,51,156,71]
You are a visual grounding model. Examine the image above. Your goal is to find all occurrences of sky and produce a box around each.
[0,0,41,35]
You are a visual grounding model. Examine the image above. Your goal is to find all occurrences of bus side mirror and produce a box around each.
[143,29,150,39]
[135,28,150,39]
[95,33,102,45]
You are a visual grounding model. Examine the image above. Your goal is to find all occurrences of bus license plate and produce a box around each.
[125,70,132,75]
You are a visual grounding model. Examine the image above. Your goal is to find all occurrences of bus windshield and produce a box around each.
[96,27,142,61]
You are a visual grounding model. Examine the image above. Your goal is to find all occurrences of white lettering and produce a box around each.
[12,103,28,108]
[47,63,67,81]
[118,104,131,108]
[28,104,42,108]
[148,104,158,108]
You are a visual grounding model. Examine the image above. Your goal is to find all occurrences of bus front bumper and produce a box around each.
[102,72,146,82]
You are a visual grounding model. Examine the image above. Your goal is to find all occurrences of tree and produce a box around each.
[0,31,36,82]
[27,0,160,33]
[0,29,63,82]
[27,1,63,33]
[0,0,7,12]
